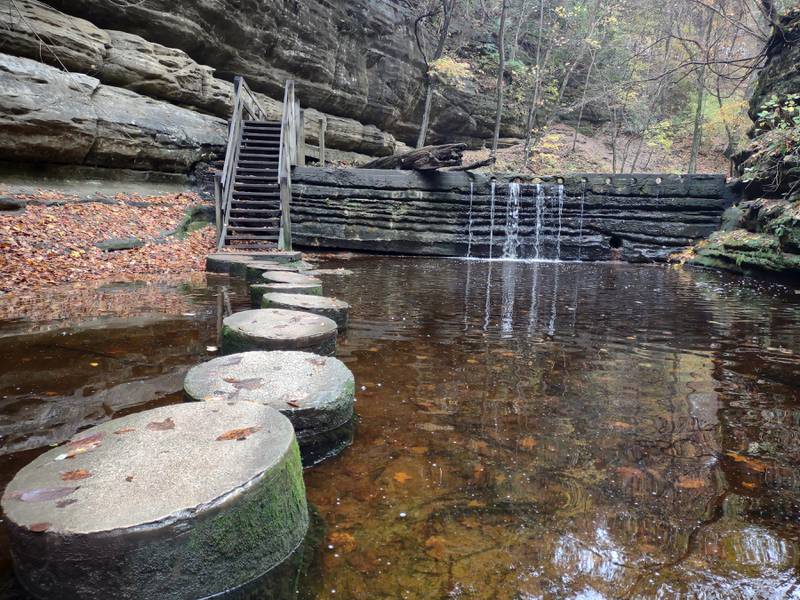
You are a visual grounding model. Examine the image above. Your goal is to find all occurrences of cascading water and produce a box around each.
[577,182,586,260]
[466,182,475,259]
[502,183,521,259]
[555,184,565,261]
[534,184,545,260]
[488,181,496,259]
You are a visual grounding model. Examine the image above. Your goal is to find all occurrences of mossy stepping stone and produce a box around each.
[0,402,308,600]
[250,283,323,308]
[262,293,350,331]
[261,271,322,286]
[184,351,355,463]
[206,253,254,274]
[305,268,354,276]
[222,309,337,355]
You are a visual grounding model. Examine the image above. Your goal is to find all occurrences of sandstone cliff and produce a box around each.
[690,8,800,276]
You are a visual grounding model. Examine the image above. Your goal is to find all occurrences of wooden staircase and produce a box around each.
[226,120,281,247]
[215,78,303,251]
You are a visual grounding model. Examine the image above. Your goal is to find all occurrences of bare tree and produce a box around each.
[491,0,509,157]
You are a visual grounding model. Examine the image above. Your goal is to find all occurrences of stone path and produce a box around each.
[262,292,350,330]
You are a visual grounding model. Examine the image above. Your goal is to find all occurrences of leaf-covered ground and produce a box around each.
[0,191,214,293]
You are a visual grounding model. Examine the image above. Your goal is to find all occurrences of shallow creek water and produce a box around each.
[1,258,800,599]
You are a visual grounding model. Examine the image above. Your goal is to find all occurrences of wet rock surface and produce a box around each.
[261,272,322,286]
[1,402,308,600]
[222,309,337,355]
[249,283,324,307]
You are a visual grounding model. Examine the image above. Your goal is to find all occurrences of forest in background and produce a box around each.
[410,0,794,174]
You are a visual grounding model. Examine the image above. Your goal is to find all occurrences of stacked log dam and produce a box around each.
[291,168,735,262]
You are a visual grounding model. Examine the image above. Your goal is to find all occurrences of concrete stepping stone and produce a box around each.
[245,261,304,282]
[250,282,323,308]
[184,351,355,464]
[0,402,308,600]
[305,268,354,276]
[262,293,350,331]
[206,253,254,274]
[222,309,337,355]
[261,271,322,286]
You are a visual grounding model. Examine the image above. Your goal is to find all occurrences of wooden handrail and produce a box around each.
[278,80,302,251]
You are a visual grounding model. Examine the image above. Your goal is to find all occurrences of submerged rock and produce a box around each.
[1,402,308,600]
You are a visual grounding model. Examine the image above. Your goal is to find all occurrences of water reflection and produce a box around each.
[1,259,799,599]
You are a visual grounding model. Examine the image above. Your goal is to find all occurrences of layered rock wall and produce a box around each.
[292,169,732,262]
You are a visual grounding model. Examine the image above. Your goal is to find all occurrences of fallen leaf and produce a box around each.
[222,377,263,390]
[424,536,447,560]
[68,432,105,447]
[519,436,537,450]
[286,400,300,408]
[410,446,429,455]
[56,499,77,508]
[11,486,79,502]
[146,417,175,431]
[616,466,644,478]
[89,361,99,367]
[328,531,357,552]
[114,427,136,435]
[216,426,262,441]
[676,475,705,489]
[610,421,634,430]
[125,475,134,482]
[393,471,412,484]
[725,452,767,472]
[60,469,91,481]
[29,522,51,533]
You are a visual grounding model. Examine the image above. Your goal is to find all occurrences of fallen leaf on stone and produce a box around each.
[223,377,263,390]
[676,476,705,489]
[68,432,105,447]
[393,471,412,484]
[56,499,77,508]
[286,400,300,408]
[114,427,136,435]
[12,486,79,502]
[61,469,92,481]
[305,357,326,366]
[424,536,447,560]
[29,522,51,533]
[216,426,262,441]
[146,417,175,431]
[125,475,134,482]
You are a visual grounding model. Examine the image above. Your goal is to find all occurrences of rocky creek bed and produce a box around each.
[1,256,800,598]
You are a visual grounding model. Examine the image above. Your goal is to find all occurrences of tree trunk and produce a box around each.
[416,78,435,148]
[491,0,508,157]
[522,0,546,162]
[688,12,714,174]
[571,49,596,152]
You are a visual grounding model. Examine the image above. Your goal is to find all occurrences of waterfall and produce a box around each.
[534,183,545,260]
[488,181,496,260]
[502,182,521,259]
[555,184,564,261]
[577,183,586,260]
[466,181,475,258]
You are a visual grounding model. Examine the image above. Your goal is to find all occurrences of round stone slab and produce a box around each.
[261,271,322,286]
[262,293,350,331]
[250,282,323,308]
[0,402,308,600]
[305,268,354,276]
[245,261,301,282]
[184,351,354,446]
[222,309,337,355]
[206,253,254,274]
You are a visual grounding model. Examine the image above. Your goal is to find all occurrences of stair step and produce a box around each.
[239,153,279,160]
[234,182,279,188]
[242,132,281,138]
[236,170,278,177]
[243,120,280,127]
[229,208,281,215]
[226,235,280,241]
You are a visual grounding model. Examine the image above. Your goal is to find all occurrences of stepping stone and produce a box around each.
[250,282,323,308]
[262,293,350,331]
[206,253,254,274]
[222,309,337,355]
[184,351,355,464]
[245,261,301,282]
[301,418,355,467]
[305,268,354,276]
[243,251,302,264]
[261,271,322,286]
[0,402,308,600]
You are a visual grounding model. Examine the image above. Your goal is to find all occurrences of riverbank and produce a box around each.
[0,189,214,294]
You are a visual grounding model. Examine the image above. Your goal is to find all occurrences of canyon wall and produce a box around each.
[292,169,733,262]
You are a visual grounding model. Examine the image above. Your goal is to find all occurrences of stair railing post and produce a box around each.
[213,174,222,242]
[295,104,305,166]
